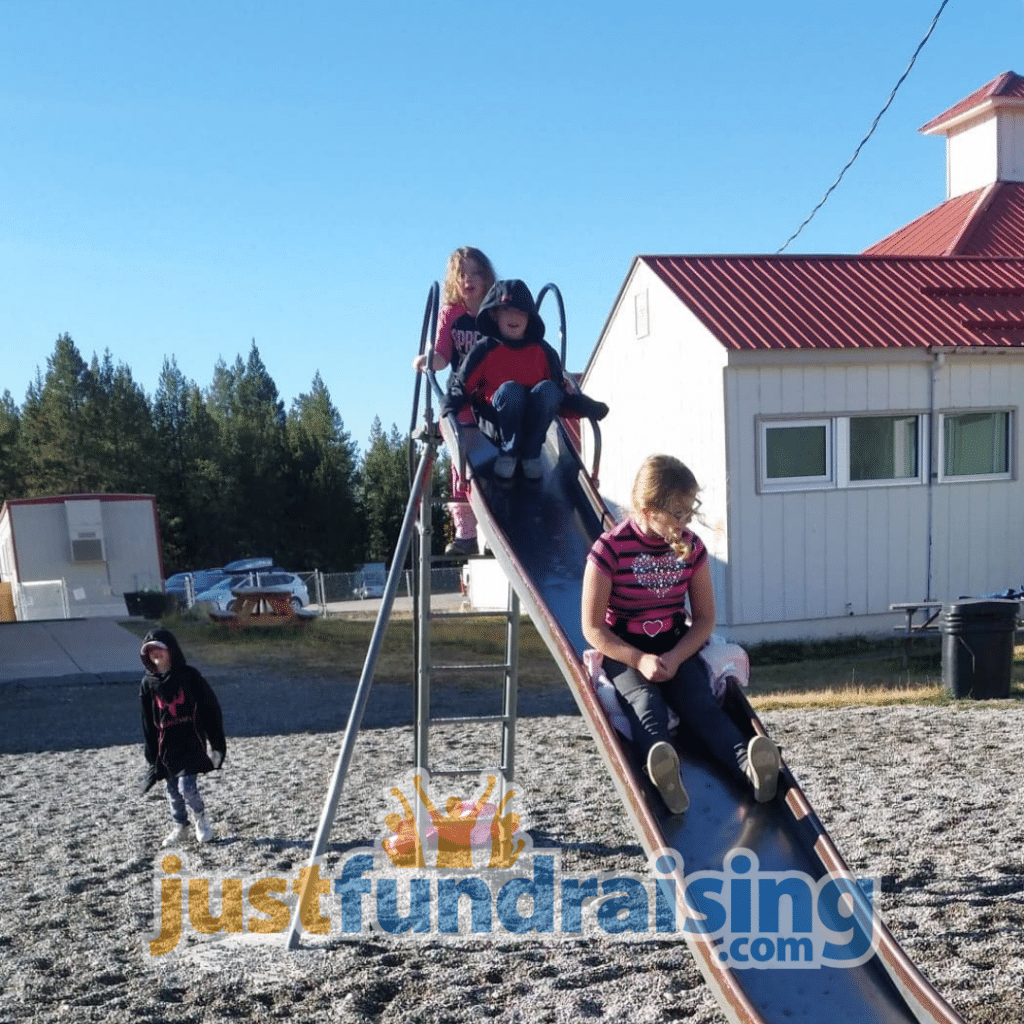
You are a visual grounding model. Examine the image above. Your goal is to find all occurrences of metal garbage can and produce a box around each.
[940,599,1019,699]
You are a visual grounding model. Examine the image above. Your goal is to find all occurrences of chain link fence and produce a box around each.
[165,566,465,614]
[299,567,464,613]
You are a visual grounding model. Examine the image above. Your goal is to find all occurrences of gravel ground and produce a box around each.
[1,666,1022,1024]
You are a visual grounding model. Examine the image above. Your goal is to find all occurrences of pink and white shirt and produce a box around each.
[587,517,706,633]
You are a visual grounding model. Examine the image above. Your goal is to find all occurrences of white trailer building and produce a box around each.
[0,494,164,620]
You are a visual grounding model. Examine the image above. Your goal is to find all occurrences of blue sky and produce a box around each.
[3,0,1023,450]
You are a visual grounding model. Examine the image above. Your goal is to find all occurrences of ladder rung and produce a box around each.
[429,766,508,778]
[430,610,514,621]
[430,713,509,726]
[433,662,511,673]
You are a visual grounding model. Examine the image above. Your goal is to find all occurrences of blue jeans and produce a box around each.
[479,380,562,459]
[165,774,205,824]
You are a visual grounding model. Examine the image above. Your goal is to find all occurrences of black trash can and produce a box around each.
[940,599,1019,699]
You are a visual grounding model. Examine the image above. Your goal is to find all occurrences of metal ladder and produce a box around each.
[411,430,521,787]
[285,284,522,948]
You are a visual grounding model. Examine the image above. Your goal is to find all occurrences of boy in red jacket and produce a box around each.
[442,279,607,479]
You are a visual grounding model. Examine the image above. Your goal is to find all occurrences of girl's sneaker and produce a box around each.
[445,536,478,557]
[521,458,543,480]
[745,736,781,803]
[646,741,689,814]
[162,822,189,847]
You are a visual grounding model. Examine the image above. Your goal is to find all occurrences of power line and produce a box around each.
[777,0,952,254]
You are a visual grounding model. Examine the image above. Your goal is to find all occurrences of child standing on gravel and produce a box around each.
[139,627,226,846]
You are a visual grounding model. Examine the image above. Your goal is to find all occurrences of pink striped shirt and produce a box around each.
[587,517,706,628]
[436,302,480,425]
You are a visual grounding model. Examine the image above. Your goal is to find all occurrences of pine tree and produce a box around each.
[284,372,361,569]
[89,350,155,493]
[0,391,24,507]
[153,357,223,571]
[19,334,102,495]
[360,418,410,564]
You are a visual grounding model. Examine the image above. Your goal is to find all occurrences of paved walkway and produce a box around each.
[0,618,143,687]
[0,594,478,687]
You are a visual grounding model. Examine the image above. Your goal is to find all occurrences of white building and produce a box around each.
[580,72,1024,642]
[0,494,164,620]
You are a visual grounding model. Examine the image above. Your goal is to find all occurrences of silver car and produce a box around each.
[195,571,310,612]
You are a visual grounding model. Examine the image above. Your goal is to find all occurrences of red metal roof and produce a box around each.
[864,183,1024,257]
[919,71,1024,134]
[641,254,1024,352]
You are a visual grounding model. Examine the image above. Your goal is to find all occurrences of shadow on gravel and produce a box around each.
[0,671,580,754]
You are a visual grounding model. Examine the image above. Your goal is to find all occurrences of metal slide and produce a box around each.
[436,405,967,1024]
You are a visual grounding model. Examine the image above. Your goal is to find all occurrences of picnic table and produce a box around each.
[890,600,944,636]
[209,585,317,628]
[890,600,944,667]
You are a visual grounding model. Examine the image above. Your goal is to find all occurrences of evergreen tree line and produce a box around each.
[0,334,450,574]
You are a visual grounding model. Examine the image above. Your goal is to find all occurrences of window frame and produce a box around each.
[758,413,929,493]
[936,408,1014,483]
[838,413,927,489]
[758,418,834,492]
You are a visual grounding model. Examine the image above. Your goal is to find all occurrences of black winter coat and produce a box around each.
[140,627,226,792]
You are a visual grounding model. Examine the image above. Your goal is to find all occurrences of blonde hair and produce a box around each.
[631,454,700,514]
[441,246,496,306]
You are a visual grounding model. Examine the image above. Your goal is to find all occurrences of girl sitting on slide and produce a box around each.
[581,454,780,814]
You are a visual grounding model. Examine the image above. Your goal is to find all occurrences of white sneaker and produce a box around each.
[746,735,781,803]
[521,458,543,480]
[445,536,478,557]
[193,813,214,844]
[647,741,689,814]
[162,822,189,847]
[493,456,517,479]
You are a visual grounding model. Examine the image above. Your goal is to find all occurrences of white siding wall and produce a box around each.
[929,352,1024,600]
[581,263,732,604]
[0,507,13,580]
[947,118,999,197]
[725,350,1024,640]
[999,110,1024,183]
[7,497,162,618]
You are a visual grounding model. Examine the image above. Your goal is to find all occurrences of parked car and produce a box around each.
[222,557,277,575]
[355,562,386,600]
[191,576,238,612]
[194,571,309,612]
[164,569,226,606]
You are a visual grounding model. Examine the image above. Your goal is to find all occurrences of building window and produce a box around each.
[762,421,831,487]
[849,415,919,481]
[760,414,927,492]
[940,410,1011,480]
[761,410,1014,491]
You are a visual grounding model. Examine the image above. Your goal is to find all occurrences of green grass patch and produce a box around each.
[123,615,1024,710]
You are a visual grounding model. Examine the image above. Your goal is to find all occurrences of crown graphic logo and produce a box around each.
[382,774,528,870]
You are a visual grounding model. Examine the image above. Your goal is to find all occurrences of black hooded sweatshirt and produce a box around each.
[441,279,608,423]
[140,627,226,791]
